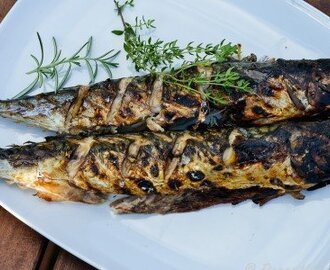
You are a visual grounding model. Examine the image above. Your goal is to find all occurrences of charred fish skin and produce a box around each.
[210,58,330,126]
[0,59,329,134]
[0,120,330,206]
[110,187,283,214]
[0,74,205,134]
[0,137,106,203]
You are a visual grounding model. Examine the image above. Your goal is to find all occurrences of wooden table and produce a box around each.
[0,1,329,269]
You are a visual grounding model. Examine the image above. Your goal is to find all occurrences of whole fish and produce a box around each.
[0,59,329,134]
[0,120,329,213]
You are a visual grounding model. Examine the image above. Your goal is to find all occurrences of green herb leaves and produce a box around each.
[17,0,251,106]
[113,0,251,106]
[15,34,120,99]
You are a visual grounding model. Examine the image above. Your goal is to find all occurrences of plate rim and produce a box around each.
[0,0,330,269]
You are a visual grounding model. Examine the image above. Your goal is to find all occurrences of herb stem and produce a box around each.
[114,0,127,28]
[16,34,120,99]
[112,0,251,106]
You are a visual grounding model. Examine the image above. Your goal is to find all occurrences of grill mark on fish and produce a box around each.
[106,77,133,124]
[149,75,163,114]
[284,76,307,111]
[66,137,94,188]
[146,117,164,132]
[65,86,90,130]
[164,133,197,181]
[196,65,212,124]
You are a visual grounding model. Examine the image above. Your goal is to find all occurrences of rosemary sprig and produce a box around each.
[113,0,251,106]
[15,33,120,99]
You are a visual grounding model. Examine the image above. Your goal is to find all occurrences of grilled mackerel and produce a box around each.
[0,120,329,213]
[0,59,329,134]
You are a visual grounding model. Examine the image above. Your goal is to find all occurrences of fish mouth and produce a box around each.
[0,148,7,160]
[0,100,8,115]
[0,100,25,121]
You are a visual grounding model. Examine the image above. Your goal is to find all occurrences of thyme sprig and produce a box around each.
[113,0,240,73]
[165,66,251,104]
[15,33,120,99]
[113,0,250,106]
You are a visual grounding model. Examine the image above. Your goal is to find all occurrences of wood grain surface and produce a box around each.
[0,0,328,269]
[0,207,47,270]
[54,250,95,270]
[306,0,330,15]
[0,0,16,22]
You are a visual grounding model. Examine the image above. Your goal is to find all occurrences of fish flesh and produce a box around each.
[0,119,329,213]
[0,59,329,134]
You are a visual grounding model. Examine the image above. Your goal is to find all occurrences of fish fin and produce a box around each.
[251,190,284,206]
[111,187,284,214]
[289,191,305,200]
[307,179,330,191]
[34,179,105,204]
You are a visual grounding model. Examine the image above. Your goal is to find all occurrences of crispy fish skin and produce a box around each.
[0,120,329,207]
[0,59,329,134]
[110,187,283,214]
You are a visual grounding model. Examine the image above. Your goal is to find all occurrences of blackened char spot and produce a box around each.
[137,180,155,193]
[234,139,276,164]
[213,165,223,171]
[108,154,119,169]
[184,144,196,157]
[150,164,159,177]
[168,179,182,190]
[307,79,330,109]
[271,127,292,145]
[140,145,153,167]
[186,170,205,182]
[209,159,217,166]
[164,111,175,121]
[290,135,330,184]
[270,177,284,187]
[257,81,275,97]
[91,164,99,175]
[263,86,274,96]
[120,187,132,195]
[200,180,215,188]
[120,107,133,118]
[232,99,247,123]
[162,87,171,100]
[174,94,200,107]
[168,116,197,131]
[130,89,143,101]
[252,106,269,116]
